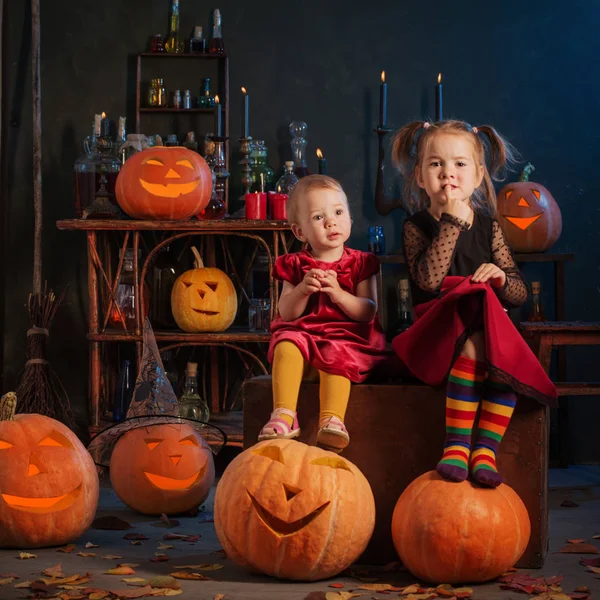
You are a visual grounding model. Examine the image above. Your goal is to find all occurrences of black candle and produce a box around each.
[435,73,443,122]
[241,86,249,138]
[316,148,327,175]
[100,112,110,137]
[215,95,222,137]
[379,71,388,128]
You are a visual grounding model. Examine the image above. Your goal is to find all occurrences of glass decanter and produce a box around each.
[178,362,210,422]
[289,121,310,178]
[250,140,275,192]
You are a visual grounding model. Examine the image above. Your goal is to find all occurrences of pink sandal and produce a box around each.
[317,416,350,452]
[258,408,301,441]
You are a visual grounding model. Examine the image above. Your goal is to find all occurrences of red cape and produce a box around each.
[392,276,557,406]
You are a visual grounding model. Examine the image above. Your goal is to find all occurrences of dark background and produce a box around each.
[2,1,599,461]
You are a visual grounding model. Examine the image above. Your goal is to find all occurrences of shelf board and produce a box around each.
[138,52,227,59]
[88,329,271,343]
[57,219,292,232]
[140,108,217,114]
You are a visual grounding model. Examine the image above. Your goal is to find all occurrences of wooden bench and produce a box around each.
[243,376,548,569]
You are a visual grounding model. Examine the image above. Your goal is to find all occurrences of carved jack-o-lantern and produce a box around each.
[496,163,562,253]
[0,393,99,548]
[110,422,215,515]
[171,247,237,333]
[214,439,376,581]
[115,147,212,220]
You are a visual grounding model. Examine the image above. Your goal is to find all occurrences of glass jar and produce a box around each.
[150,34,165,53]
[248,298,271,333]
[148,78,166,108]
[250,140,275,193]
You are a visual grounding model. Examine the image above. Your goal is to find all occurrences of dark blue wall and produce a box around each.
[3,0,599,461]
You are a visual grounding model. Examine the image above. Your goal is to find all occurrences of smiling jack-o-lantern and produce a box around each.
[110,422,215,515]
[214,439,375,581]
[496,163,562,253]
[171,247,237,332]
[0,393,99,548]
[115,146,212,220]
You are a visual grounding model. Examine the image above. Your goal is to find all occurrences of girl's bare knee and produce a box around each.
[461,331,486,361]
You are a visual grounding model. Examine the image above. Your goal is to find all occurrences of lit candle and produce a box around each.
[316,148,327,175]
[379,71,388,128]
[100,111,110,137]
[215,95,222,137]
[435,73,443,122]
[94,113,102,137]
[241,86,249,138]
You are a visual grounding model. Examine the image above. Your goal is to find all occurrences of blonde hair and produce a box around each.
[391,119,518,215]
[286,174,349,224]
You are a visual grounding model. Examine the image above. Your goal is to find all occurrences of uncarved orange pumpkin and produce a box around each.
[110,422,215,515]
[391,471,530,584]
[116,146,212,220]
[214,439,375,581]
[496,163,562,253]
[171,247,237,333]
[0,393,99,548]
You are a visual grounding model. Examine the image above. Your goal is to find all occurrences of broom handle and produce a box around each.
[32,0,42,296]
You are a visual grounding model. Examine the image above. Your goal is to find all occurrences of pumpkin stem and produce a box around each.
[519,162,536,182]
[0,392,17,421]
[191,246,204,269]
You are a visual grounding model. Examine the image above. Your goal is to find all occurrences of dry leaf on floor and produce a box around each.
[151,553,170,562]
[0,573,18,578]
[123,533,148,540]
[404,594,437,600]
[85,542,100,548]
[530,594,570,600]
[580,557,600,567]
[106,566,136,575]
[574,586,590,593]
[92,515,133,530]
[119,563,140,568]
[42,564,65,577]
[157,543,174,550]
[108,585,162,598]
[89,592,110,600]
[77,551,96,558]
[169,571,212,580]
[163,533,200,542]
[122,577,147,584]
[452,587,474,598]
[586,566,600,574]
[18,552,36,560]
[14,580,32,588]
[57,544,76,554]
[215,549,227,558]
[149,576,180,589]
[325,593,361,600]
[101,555,124,560]
[214,596,226,600]
[174,563,223,571]
[560,500,580,508]
[593,535,600,539]
[328,582,344,588]
[0,578,14,585]
[558,543,599,554]
[567,539,587,544]
[130,541,143,546]
[303,594,327,600]
[569,594,591,600]
[152,513,180,528]
[357,583,402,591]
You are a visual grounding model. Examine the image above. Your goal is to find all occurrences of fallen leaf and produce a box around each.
[107,585,160,598]
[593,535,600,540]
[0,573,18,578]
[214,596,226,600]
[164,591,183,597]
[89,592,110,600]
[170,571,212,580]
[122,577,148,584]
[131,541,143,546]
[580,557,600,567]
[329,583,344,588]
[163,533,200,542]
[77,551,97,558]
[92,515,133,530]
[42,564,65,577]
[149,576,180,589]
[101,555,124,560]
[124,533,148,540]
[357,583,401,591]
[586,566,600,574]
[569,594,591,600]
[57,544,76,554]
[14,580,32,588]
[153,513,180,529]
[85,542,100,548]
[404,594,437,600]
[157,543,174,550]
[558,543,599,554]
[151,553,170,562]
[574,586,590,593]
[325,593,361,600]
[215,549,227,558]
[106,566,136,575]
[119,563,140,568]
[567,539,586,544]
[303,594,327,600]
[560,500,580,508]
[453,588,474,598]
[174,563,223,571]
[18,552,36,560]
[0,578,14,585]
[402,584,423,594]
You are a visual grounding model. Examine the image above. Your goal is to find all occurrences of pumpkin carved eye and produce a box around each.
[205,282,218,292]
[146,439,161,451]
[0,440,13,450]
[39,431,74,449]
[182,281,193,288]
[145,159,164,166]
[180,436,199,447]
[252,444,285,464]
[176,159,194,169]
[310,456,352,471]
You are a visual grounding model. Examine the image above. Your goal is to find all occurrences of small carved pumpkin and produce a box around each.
[496,163,562,252]
[115,147,212,220]
[110,422,215,515]
[0,393,99,548]
[171,247,237,332]
[391,471,530,583]
[214,439,375,581]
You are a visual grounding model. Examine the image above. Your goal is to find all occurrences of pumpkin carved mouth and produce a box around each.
[503,213,543,231]
[139,179,200,198]
[2,483,83,513]
[192,309,219,316]
[144,464,207,491]
[247,491,330,536]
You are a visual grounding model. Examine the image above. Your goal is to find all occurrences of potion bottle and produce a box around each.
[275,161,299,194]
[178,362,210,422]
[250,140,275,192]
[208,8,225,56]
[197,171,226,220]
[289,121,310,178]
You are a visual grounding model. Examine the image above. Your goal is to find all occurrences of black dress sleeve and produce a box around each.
[490,220,529,307]
[403,213,470,292]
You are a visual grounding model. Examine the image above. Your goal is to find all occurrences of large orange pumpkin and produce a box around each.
[0,393,99,548]
[496,163,562,253]
[171,247,237,332]
[214,439,375,581]
[110,422,215,515]
[115,146,212,220]
[391,471,530,584]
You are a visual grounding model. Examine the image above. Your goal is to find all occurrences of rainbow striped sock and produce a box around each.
[470,379,516,488]
[436,356,487,482]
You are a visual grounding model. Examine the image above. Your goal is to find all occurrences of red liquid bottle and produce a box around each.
[208,9,225,55]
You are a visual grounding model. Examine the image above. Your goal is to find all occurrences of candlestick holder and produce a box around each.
[210,136,229,208]
[238,136,254,197]
[374,127,403,216]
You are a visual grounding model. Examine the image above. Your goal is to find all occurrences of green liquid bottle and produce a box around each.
[165,0,184,54]
[178,362,210,422]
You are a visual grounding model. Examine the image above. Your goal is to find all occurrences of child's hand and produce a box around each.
[472,263,506,288]
[298,269,326,296]
[445,196,473,223]
[319,270,344,303]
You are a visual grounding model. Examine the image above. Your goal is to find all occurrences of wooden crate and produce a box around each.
[243,376,549,569]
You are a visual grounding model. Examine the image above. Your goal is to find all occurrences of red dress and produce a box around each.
[268,248,388,382]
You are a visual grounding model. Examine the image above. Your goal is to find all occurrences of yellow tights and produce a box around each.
[272,341,351,427]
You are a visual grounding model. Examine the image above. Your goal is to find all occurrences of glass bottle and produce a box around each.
[289,121,310,178]
[190,25,206,53]
[165,133,179,147]
[151,244,180,329]
[528,281,547,322]
[389,279,413,340]
[113,359,134,422]
[182,131,198,151]
[165,0,184,54]
[275,161,299,194]
[202,134,217,170]
[367,225,386,255]
[150,34,165,53]
[178,362,210,422]
[208,9,225,56]
[182,89,192,109]
[148,78,167,108]
[198,78,216,108]
[250,140,275,193]
[197,171,226,220]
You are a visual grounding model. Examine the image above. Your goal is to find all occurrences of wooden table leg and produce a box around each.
[87,232,101,428]
[554,260,569,467]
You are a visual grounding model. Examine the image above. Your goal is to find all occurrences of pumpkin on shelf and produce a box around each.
[496,162,562,253]
[391,471,530,584]
[115,146,212,220]
[214,439,376,581]
[110,422,215,516]
[171,247,237,333]
[0,392,99,548]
